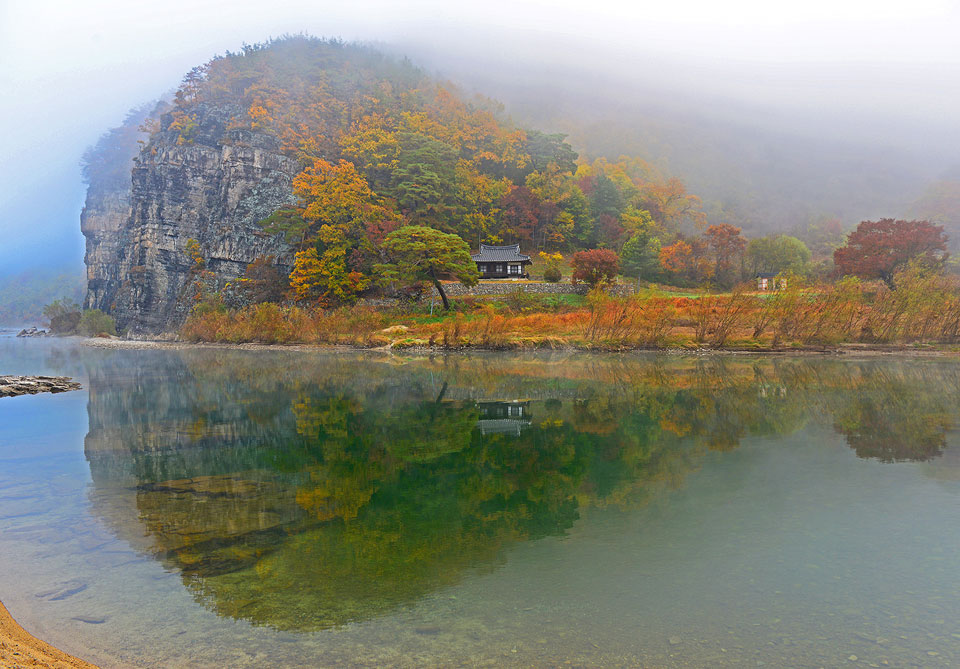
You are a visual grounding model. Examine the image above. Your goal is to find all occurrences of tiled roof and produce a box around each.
[471,244,532,262]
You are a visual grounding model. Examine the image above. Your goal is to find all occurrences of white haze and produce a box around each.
[1,0,959,271]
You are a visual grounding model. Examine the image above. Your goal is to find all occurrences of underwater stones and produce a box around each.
[35,581,87,602]
[71,615,107,625]
[0,376,82,397]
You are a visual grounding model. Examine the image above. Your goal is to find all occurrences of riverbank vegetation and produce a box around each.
[181,259,960,351]
[41,298,117,336]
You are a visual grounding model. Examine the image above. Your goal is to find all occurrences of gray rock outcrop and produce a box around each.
[0,375,82,397]
[82,104,300,335]
[16,327,51,337]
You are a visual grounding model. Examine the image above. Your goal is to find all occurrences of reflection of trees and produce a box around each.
[83,350,960,631]
[829,366,954,463]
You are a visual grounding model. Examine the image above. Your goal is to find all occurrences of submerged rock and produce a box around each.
[35,580,87,601]
[71,615,107,625]
[0,376,82,397]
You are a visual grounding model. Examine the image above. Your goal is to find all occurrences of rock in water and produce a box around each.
[0,376,82,398]
[16,327,50,337]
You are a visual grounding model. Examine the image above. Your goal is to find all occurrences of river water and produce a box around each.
[2,332,960,667]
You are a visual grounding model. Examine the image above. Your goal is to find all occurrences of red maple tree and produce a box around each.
[834,218,948,286]
[570,249,620,287]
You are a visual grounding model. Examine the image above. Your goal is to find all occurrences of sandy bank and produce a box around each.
[0,601,97,669]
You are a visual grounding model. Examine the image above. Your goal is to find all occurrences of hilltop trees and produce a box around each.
[161,35,711,244]
[834,219,948,287]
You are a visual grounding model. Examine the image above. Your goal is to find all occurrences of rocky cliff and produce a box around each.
[82,104,300,334]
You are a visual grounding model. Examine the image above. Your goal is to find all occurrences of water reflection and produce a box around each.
[83,352,960,631]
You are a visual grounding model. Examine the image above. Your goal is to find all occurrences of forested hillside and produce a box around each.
[159,36,706,254]
[416,55,957,244]
[81,35,722,322]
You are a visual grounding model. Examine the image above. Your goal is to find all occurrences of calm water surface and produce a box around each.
[2,332,960,667]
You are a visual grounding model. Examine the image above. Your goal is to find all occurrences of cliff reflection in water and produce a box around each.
[83,351,960,631]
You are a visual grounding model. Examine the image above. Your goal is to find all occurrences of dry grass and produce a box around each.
[181,270,960,350]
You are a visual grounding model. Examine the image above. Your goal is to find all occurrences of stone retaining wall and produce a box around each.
[355,282,638,308]
[434,281,637,298]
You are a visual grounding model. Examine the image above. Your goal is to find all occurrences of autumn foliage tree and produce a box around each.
[289,225,370,305]
[659,237,712,285]
[293,159,392,242]
[834,218,949,287]
[659,240,693,280]
[497,186,541,244]
[705,223,746,288]
[570,249,620,288]
[239,255,287,304]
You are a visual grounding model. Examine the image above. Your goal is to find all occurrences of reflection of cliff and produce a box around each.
[84,351,960,631]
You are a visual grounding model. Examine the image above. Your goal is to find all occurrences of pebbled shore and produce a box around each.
[80,336,959,357]
[0,377,82,398]
[0,601,97,668]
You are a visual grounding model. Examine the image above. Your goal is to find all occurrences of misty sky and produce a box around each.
[2,0,959,274]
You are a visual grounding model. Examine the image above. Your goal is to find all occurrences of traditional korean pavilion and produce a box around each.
[471,244,532,279]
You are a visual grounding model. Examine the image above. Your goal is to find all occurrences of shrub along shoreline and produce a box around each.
[178,269,960,353]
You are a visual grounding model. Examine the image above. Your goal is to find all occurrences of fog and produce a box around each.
[2,0,959,273]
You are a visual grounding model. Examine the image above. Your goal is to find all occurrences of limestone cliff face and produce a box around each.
[83,104,300,334]
[81,189,130,312]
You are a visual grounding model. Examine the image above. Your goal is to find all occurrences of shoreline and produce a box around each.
[81,337,959,357]
[0,600,97,668]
